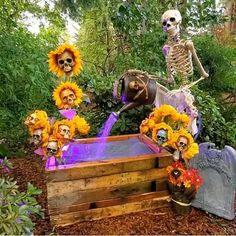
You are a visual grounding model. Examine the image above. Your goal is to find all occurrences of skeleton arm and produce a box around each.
[186,40,209,78]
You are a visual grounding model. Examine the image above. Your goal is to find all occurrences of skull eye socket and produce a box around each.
[170,17,176,22]
[162,21,167,26]
[58,60,64,65]
[33,134,40,139]
[47,148,56,153]
[179,142,187,147]
[66,58,72,63]
[157,135,166,141]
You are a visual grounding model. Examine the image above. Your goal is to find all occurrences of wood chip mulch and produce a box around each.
[7,155,236,235]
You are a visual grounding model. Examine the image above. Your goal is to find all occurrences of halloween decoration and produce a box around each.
[53,81,83,109]
[24,110,50,135]
[42,136,62,158]
[30,128,49,146]
[72,115,90,136]
[151,122,173,147]
[167,161,203,215]
[161,9,209,85]
[52,120,75,141]
[190,143,236,220]
[48,43,82,79]
[113,69,198,135]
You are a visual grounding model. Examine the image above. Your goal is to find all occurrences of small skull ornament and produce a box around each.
[58,124,70,139]
[161,10,182,36]
[25,113,38,126]
[60,88,76,108]
[157,129,168,146]
[129,81,144,91]
[46,141,58,157]
[176,136,188,151]
[57,50,75,74]
[32,129,43,145]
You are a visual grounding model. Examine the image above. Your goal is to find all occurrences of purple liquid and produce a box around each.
[95,112,119,159]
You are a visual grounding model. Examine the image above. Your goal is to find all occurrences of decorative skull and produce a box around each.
[161,10,182,36]
[129,81,144,90]
[57,50,75,74]
[32,129,43,145]
[156,129,168,146]
[46,141,58,157]
[176,136,188,151]
[60,88,76,108]
[58,124,70,139]
[25,113,38,126]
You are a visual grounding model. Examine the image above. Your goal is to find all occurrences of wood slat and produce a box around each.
[47,168,167,199]
[49,190,169,215]
[50,194,170,227]
[48,181,154,209]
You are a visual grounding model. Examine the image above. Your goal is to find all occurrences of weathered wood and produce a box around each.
[48,181,154,209]
[49,190,169,215]
[47,168,167,200]
[50,195,170,227]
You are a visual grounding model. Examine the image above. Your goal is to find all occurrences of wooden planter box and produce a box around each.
[46,134,173,227]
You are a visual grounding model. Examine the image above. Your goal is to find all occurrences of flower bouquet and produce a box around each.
[166,161,203,215]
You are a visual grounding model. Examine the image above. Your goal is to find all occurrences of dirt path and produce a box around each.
[8,156,236,235]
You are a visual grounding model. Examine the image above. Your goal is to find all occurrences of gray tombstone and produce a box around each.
[190,143,236,220]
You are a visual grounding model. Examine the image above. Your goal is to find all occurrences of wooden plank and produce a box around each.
[158,154,173,167]
[48,181,154,209]
[156,178,167,191]
[50,195,170,227]
[47,155,160,182]
[47,168,168,199]
[49,190,169,215]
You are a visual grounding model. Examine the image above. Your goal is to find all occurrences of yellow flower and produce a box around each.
[139,118,149,134]
[53,81,83,109]
[52,119,75,140]
[42,135,63,158]
[178,114,191,128]
[48,43,82,78]
[72,115,90,135]
[152,122,173,146]
[148,119,156,129]
[184,143,199,160]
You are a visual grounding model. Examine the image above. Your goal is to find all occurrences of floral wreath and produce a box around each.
[72,115,90,135]
[53,81,83,109]
[171,129,199,160]
[52,119,75,140]
[151,122,173,147]
[48,43,83,78]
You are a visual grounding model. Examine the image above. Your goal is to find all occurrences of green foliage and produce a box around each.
[193,87,236,148]
[0,28,59,150]
[0,158,44,235]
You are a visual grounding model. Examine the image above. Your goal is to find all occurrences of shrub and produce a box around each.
[0,158,44,235]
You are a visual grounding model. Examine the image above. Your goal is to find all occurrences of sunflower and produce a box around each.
[72,115,90,135]
[171,129,198,160]
[48,43,82,78]
[42,135,63,158]
[25,110,51,135]
[152,122,173,146]
[52,119,75,140]
[53,81,83,109]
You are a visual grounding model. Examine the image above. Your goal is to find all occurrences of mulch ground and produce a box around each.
[7,155,236,235]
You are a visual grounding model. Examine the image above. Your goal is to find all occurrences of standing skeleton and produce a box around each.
[161,10,209,85]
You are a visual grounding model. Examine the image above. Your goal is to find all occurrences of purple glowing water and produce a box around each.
[95,112,119,158]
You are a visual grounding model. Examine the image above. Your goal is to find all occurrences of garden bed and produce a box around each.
[8,149,236,235]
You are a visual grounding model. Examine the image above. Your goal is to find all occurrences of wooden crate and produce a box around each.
[46,134,173,227]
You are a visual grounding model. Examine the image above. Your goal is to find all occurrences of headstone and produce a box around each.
[190,143,236,220]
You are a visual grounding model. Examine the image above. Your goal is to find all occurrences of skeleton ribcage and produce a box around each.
[166,43,193,78]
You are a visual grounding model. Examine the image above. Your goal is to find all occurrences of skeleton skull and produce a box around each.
[57,51,75,74]
[129,81,144,90]
[46,141,58,157]
[156,129,168,146]
[161,10,182,36]
[32,129,43,145]
[176,136,188,151]
[60,89,76,108]
[25,113,38,126]
[58,124,70,139]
